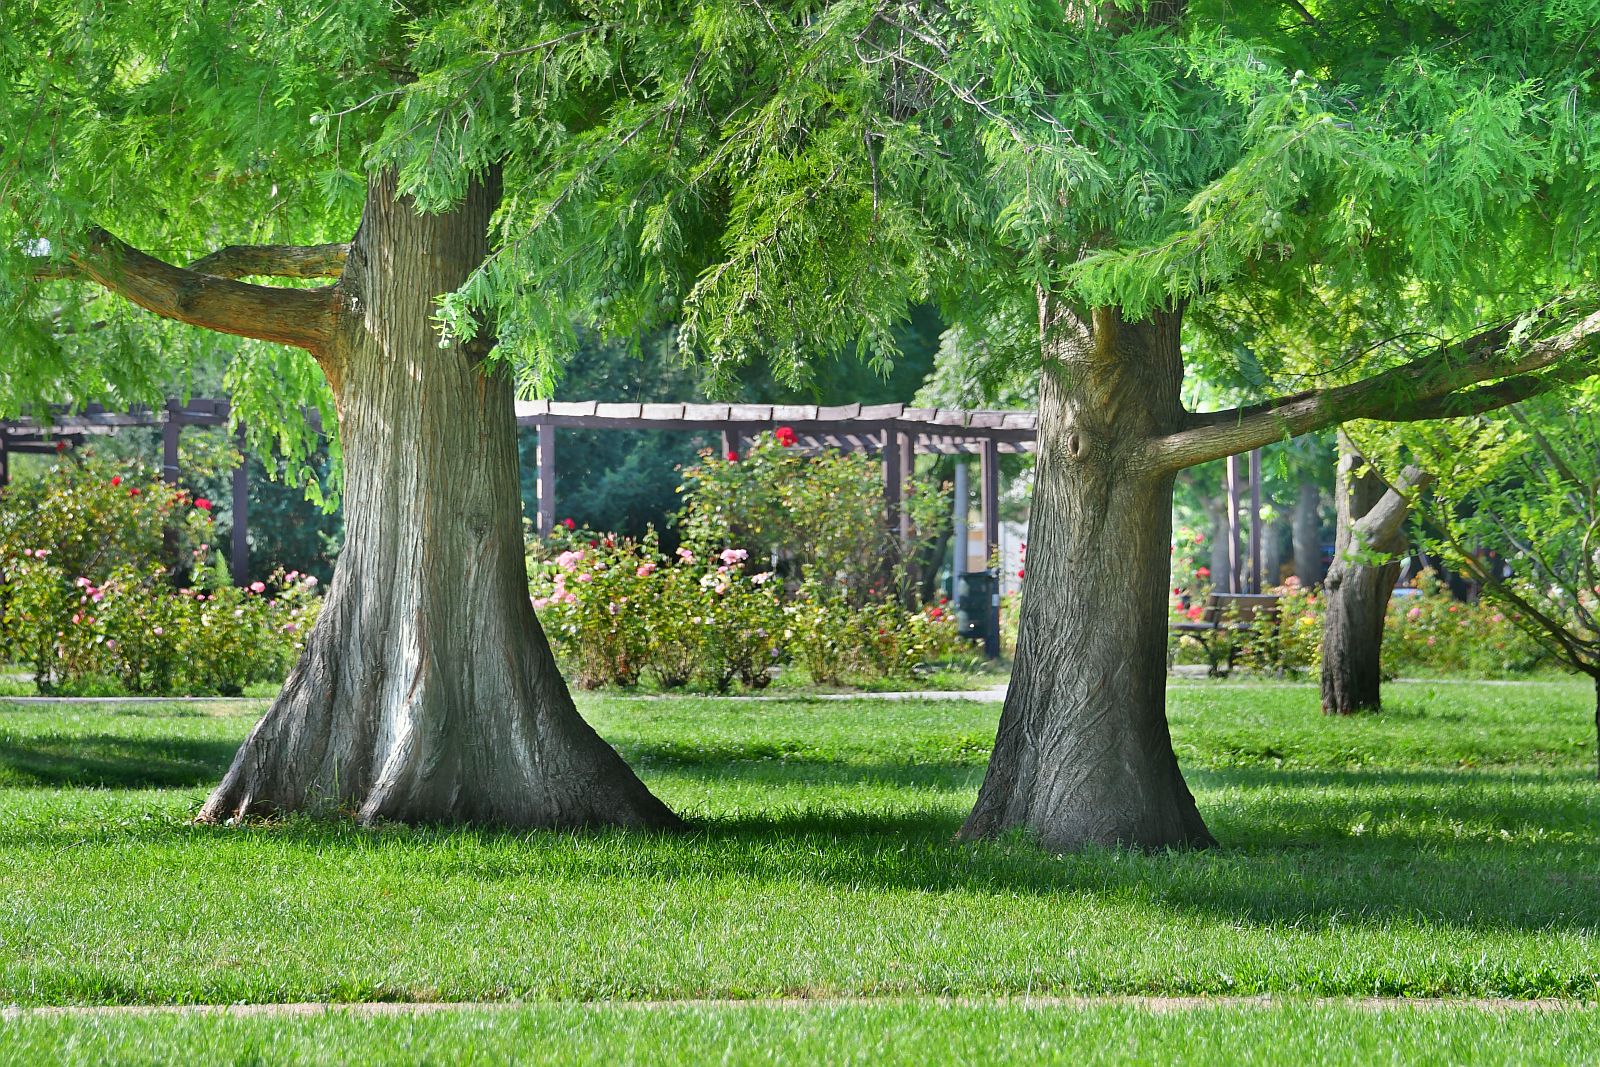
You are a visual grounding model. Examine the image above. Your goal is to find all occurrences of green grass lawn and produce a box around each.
[2,678,1598,1061]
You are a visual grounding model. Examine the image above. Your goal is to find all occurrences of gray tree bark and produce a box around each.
[199,170,679,829]
[1319,433,1428,716]
[959,302,1214,851]
[1263,515,1285,589]
[1292,480,1324,587]
[1205,492,1233,588]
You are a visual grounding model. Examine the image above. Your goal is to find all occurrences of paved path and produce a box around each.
[1,995,1591,1020]
[1,675,1581,708]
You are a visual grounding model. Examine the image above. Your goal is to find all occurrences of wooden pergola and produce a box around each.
[2,398,1040,609]
[514,400,1037,563]
[0,398,252,584]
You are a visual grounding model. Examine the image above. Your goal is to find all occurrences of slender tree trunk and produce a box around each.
[1320,433,1406,716]
[1292,481,1324,587]
[959,303,1214,851]
[1263,516,1285,589]
[199,171,678,830]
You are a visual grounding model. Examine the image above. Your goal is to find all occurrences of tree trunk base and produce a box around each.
[197,600,681,830]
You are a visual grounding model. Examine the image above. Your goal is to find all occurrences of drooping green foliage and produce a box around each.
[435,0,1600,396]
[1363,382,1600,682]
[6,0,1599,459]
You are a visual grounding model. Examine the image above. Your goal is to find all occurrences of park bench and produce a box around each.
[1169,592,1282,677]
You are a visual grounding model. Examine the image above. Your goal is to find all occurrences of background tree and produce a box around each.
[1375,383,1600,778]
[1320,433,1428,714]
[488,1,1600,849]
[1,3,676,829]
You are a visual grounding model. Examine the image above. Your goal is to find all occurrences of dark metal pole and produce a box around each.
[980,436,1001,659]
[951,458,968,603]
[162,398,181,485]
[230,425,249,586]
[1248,448,1263,593]
[537,421,556,535]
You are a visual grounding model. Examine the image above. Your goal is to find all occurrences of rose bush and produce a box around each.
[1,458,320,695]
[528,529,961,691]
[675,430,947,604]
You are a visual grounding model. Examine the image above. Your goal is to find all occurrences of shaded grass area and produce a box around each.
[0,680,1597,1006]
[4,1002,1600,1067]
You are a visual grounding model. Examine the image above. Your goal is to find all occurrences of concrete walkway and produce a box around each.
[2,994,1591,1020]
[1,675,1582,708]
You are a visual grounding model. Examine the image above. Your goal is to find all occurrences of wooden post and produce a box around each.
[536,421,556,535]
[1248,447,1263,593]
[898,430,915,544]
[230,425,249,586]
[883,426,902,539]
[0,435,8,488]
[979,436,1001,659]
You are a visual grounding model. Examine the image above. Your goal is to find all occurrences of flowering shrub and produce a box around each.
[1166,569,1550,677]
[530,530,787,691]
[675,430,947,603]
[1381,571,1550,676]
[1,459,320,695]
[528,527,961,691]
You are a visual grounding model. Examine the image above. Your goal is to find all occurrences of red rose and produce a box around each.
[55,440,67,453]
[726,450,739,462]
[1197,566,1211,578]
[774,426,797,448]
[1017,568,1025,578]
[110,476,122,487]
[562,517,576,530]
[129,488,140,497]
[194,498,213,511]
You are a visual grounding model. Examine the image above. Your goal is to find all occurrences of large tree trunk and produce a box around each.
[199,171,678,830]
[1319,433,1413,716]
[959,303,1214,852]
[1292,480,1324,587]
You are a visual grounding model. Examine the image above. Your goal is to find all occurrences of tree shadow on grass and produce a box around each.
[622,755,1600,933]
[0,733,239,788]
[6,731,1599,936]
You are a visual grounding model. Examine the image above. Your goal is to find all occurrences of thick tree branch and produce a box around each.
[186,242,348,279]
[1149,307,1600,472]
[27,228,338,353]
[1351,464,1430,547]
